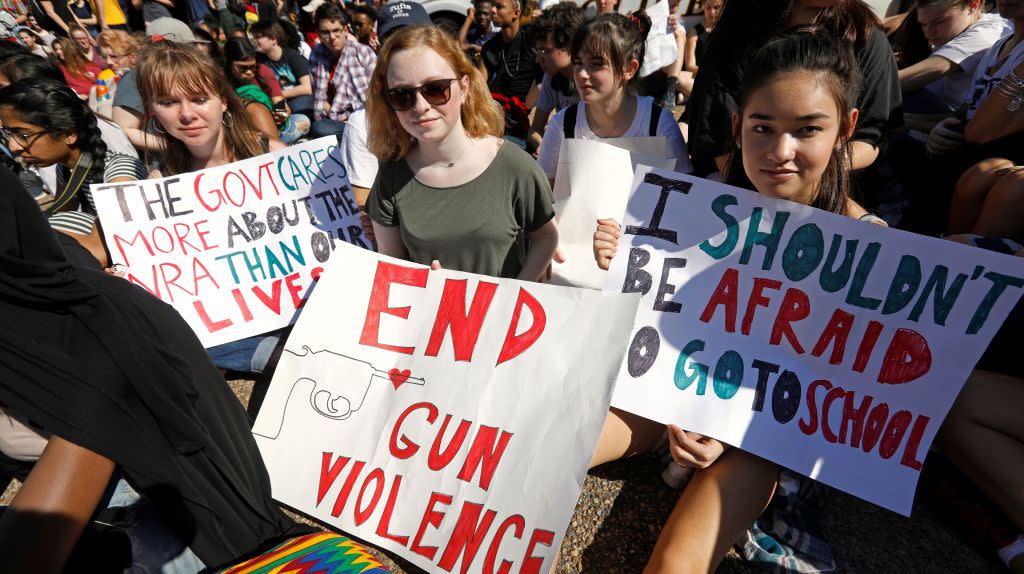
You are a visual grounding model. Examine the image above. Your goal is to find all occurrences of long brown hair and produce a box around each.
[55,37,91,76]
[135,42,263,175]
[367,25,503,161]
[723,27,861,215]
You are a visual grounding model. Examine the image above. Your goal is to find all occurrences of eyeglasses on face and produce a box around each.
[0,127,49,149]
[318,27,345,37]
[382,79,457,112]
[232,62,258,74]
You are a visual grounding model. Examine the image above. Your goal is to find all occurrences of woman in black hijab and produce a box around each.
[0,163,306,571]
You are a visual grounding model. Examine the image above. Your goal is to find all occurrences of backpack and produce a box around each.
[563,100,664,139]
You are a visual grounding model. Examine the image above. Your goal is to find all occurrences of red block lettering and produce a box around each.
[438,502,498,573]
[375,474,410,545]
[359,261,429,354]
[483,515,525,574]
[426,279,499,362]
[354,468,385,526]
[741,277,782,335]
[699,267,739,332]
[429,415,471,471]
[769,288,809,354]
[390,402,439,459]
[521,529,555,574]
[900,415,930,471]
[194,300,232,333]
[496,288,546,365]
[412,492,453,561]
[252,279,283,315]
[877,329,932,385]
[457,426,513,491]
[852,320,884,373]
[331,460,365,518]
[317,452,349,506]
[811,309,854,365]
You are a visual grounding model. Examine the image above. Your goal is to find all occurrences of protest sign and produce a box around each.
[549,139,673,289]
[605,166,1024,515]
[639,0,678,77]
[93,137,367,347]
[252,242,640,574]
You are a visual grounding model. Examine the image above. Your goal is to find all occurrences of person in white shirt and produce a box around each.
[900,0,1011,128]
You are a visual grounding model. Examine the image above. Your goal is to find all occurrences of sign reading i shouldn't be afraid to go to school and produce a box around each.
[606,166,1024,515]
[92,137,369,347]
[251,242,640,574]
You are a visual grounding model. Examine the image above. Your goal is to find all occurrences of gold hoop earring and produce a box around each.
[153,121,167,134]
[223,111,234,129]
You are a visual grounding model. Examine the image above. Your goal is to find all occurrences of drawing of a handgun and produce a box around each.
[252,346,425,440]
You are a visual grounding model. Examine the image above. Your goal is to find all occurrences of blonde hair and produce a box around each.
[367,25,503,161]
[97,30,140,59]
[135,42,263,175]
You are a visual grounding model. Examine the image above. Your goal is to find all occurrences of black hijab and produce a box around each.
[0,165,305,567]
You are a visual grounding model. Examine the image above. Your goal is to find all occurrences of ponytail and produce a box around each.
[572,12,652,85]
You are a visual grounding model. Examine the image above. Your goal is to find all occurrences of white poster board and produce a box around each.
[549,138,673,289]
[93,137,366,347]
[605,166,1024,515]
[253,242,640,573]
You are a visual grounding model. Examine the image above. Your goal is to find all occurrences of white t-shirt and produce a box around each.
[339,108,378,189]
[926,13,1012,110]
[535,73,578,115]
[537,95,693,179]
[965,29,1024,120]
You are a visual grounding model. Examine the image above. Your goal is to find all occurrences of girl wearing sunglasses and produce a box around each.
[366,25,558,280]
[222,37,313,146]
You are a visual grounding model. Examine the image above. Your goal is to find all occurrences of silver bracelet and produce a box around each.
[995,76,1024,111]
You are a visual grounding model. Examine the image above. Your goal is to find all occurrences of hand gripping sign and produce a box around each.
[605,166,1024,515]
[92,137,369,347]
[253,241,640,574]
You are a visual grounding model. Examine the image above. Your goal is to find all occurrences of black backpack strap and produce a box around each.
[649,102,663,137]
[563,104,578,140]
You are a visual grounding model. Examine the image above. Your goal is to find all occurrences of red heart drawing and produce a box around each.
[388,368,411,389]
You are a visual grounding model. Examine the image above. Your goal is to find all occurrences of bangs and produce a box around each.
[576,33,614,64]
[142,57,220,100]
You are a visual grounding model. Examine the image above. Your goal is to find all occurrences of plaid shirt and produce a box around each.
[309,38,376,122]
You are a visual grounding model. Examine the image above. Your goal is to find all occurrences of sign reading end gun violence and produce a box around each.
[606,167,1024,515]
[92,137,368,347]
[252,242,640,574]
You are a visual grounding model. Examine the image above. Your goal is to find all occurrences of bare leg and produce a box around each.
[644,449,778,574]
[948,158,1014,234]
[590,407,666,468]
[973,169,1024,240]
[939,370,1024,532]
[675,70,695,100]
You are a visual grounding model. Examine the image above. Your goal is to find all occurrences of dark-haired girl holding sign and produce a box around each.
[591,28,885,573]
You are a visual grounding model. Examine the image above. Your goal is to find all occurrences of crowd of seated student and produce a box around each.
[0,0,1022,571]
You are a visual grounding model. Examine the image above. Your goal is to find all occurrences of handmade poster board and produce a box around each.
[93,137,367,346]
[605,166,1024,515]
[549,138,673,289]
[252,242,640,573]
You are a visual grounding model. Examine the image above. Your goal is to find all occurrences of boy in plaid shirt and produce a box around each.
[308,3,376,140]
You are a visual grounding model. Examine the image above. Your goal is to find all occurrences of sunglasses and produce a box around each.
[233,62,258,74]
[382,79,457,112]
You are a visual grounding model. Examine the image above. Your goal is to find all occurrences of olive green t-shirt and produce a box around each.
[368,143,555,279]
